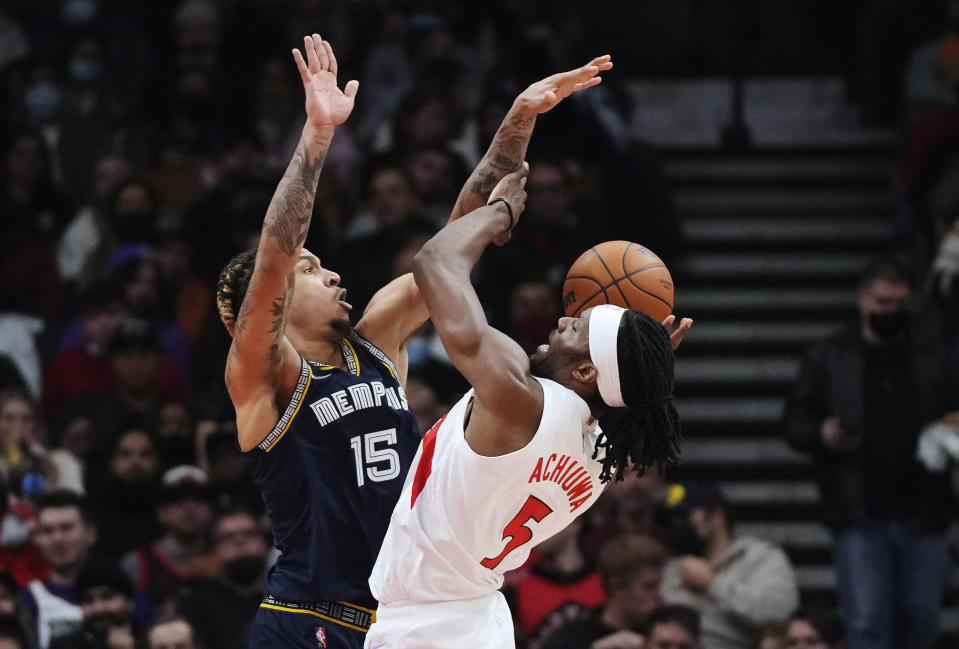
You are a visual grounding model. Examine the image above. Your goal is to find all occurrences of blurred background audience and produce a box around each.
[1,1,957,648]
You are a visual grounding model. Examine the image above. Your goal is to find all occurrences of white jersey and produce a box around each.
[369,377,608,605]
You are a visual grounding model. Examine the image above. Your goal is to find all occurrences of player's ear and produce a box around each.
[571,359,597,385]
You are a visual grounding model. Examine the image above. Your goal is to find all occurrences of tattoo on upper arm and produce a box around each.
[235,286,255,337]
[264,134,330,257]
[267,274,295,368]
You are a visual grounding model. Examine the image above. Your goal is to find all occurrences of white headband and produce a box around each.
[588,305,627,407]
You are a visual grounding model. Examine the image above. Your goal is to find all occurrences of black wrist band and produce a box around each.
[487,197,515,232]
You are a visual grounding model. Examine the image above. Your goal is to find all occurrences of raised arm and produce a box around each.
[226,34,358,447]
[358,57,613,368]
[412,167,542,440]
[449,55,612,221]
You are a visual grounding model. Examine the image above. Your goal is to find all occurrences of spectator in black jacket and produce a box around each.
[784,256,959,649]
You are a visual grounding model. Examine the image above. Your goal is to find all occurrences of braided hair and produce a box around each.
[216,249,257,336]
[592,310,681,483]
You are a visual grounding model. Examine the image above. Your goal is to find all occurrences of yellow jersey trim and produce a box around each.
[348,331,399,379]
[258,602,375,632]
[341,339,360,376]
[258,358,312,453]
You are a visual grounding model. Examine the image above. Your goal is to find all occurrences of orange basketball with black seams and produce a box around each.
[562,240,674,321]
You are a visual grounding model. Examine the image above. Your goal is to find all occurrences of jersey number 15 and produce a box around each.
[349,429,400,486]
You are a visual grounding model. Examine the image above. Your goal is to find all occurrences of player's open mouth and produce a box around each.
[337,289,352,311]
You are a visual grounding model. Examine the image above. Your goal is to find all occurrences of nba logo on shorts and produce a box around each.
[315,626,327,648]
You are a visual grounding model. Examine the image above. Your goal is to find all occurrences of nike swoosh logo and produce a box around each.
[311,372,332,380]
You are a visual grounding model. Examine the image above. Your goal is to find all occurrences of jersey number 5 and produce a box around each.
[349,429,400,486]
[481,495,553,570]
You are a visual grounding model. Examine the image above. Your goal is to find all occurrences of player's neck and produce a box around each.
[289,335,348,370]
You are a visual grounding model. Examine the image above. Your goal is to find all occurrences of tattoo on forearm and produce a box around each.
[468,171,499,197]
[455,110,535,214]
[264,134,330,256]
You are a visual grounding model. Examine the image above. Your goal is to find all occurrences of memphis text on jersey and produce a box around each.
[527,453,595,513]
[309,380,410,426]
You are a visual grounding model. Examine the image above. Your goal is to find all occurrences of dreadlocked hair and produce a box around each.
[216,249,257,337]
[592,309,681,483]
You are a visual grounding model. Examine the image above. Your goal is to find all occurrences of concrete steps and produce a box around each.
[663,142,907,619]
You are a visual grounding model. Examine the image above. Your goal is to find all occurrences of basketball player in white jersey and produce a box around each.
[365,165,690,648]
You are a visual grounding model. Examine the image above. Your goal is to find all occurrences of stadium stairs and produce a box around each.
[662,136,959,645]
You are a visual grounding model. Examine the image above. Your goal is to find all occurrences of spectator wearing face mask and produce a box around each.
[660,482,798,649]
[172,506,269,649]
[784,257,959,649]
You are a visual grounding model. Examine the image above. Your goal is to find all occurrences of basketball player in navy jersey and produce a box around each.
[214,34,615,649]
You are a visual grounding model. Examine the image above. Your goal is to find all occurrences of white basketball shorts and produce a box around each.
[364,591,514,649]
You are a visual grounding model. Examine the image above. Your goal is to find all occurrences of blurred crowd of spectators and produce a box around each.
[3,0,956,648]
[0,1,687,647]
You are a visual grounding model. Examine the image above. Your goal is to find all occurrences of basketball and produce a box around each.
[562,241,674,321]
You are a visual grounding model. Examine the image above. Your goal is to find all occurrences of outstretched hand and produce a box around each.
[662,314,693,350]
[488,162,529,246]
[292,34,359,128]
[514,55,613,116]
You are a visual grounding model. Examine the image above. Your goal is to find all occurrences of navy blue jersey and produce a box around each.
[247,331,421,608]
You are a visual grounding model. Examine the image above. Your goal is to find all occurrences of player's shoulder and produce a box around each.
[344,329,401,379]
[535,377,591,416]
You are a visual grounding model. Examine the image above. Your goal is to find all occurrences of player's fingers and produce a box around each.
[661,315,676,328]
[323,39,337,76]
[586,54,613,71]
[669,317,693,350]
[343,79,359,98]
[572,77,602,92]
[575,65,599,81]
[292,49,311,85]
[313,34,329,70]
[304,35,320,72]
